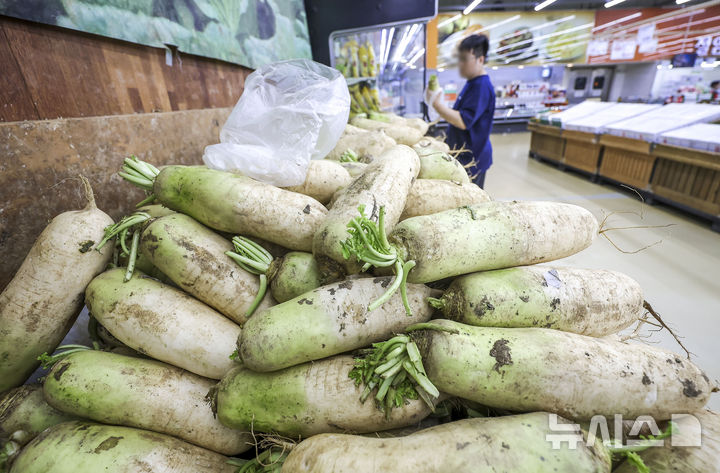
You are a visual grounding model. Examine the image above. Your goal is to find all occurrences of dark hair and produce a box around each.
[711,80,720,88]
[458,34,489,60]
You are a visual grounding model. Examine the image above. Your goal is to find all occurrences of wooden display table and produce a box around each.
[598,134,655,190]
[528,122,564,163]
[650,144,720,229]
[562,130,602,177]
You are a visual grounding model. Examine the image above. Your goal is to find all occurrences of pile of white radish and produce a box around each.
[1,115,717,473]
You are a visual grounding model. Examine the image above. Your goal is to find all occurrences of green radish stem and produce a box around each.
[605,422,675,473]
[339,149,359,163]
[349,336,439,418]
[225,236,274,318]
[340,205,415,315]
[36,344,98,369]
[96,211,151,282]
[118,155,160,206]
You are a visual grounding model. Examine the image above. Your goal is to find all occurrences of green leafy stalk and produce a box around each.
[96,211,151,282]
[118,155,160,206]
[607,422,676,473]
[349,335,439,418]
[339,149,359,162]
[37,344,98,369]
[226,236,273,318]
[340,205,416,315]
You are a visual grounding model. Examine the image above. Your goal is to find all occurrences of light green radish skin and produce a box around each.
[239,277,438,372]
[152,165,327,251]
[339,161,368,177]
[431,266,643,336]
[613,409,720,473]
[85,268,240,379]
[215,356,435,437]
[43,350,251,455]
[350,116,424,146]
[313,145,420,281]
[268,252,323,303]
[0,384,79,466]
[284,160,353,204]
[140,213,273,325]
[400,179,490,220]
[389,201,599,284]
[282,412,612,473]
[417,152,470,183]
[0,177,112,393]
[412,137,450,156]
[9,422,235,473]
[413,320,714,421]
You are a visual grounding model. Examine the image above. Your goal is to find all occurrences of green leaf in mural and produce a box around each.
[194,0,248,34]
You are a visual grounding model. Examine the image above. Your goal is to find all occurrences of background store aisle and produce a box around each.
[487,132,720,410]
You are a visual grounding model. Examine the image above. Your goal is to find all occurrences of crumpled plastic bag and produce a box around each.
[203,59,350,187]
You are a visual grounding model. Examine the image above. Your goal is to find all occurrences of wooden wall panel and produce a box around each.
[0,107,232,290]
[0,16,251,121]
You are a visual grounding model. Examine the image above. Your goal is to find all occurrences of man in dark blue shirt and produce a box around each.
[429,35,495,188]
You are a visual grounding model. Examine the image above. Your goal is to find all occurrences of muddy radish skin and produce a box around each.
[140,214,273,325]
[0,384,79,451]
[390,201,598,284]
[9,422,235,473]
[43,350,251,455]
[268,252,323,303]
[432,266,643,336]
[326,125,396,162]
[417,152,470,183]
[153,166,326,251]
[401,180,490,220]
[613,409,720,473]
[0,178,113,393]
[239,277,438,372]
[284,160,353,204]
[313,145,420,280]
[216,356,435,437]
[282,412,612,473]
[85,268,240,379]
[415,320,714,421]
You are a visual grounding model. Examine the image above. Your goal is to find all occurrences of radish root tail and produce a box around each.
[78,175,97,209]
[598,210,675,254]
[642,300,692,359]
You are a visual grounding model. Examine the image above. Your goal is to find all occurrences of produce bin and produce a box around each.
[598,134,655,190]
[561,129,602,176]
[650,143,720,226]
[528,122,564,163]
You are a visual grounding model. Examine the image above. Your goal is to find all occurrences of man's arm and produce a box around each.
[432,97,467,130]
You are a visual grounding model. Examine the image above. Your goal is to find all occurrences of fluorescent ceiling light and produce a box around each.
[438,14,462,29]
[530,15,575,32]
[592,12,642,32]
[407,48,426,67]
[604,0,627,7]
[676,0,692,4]
[534,0,557,11]
[463,0,483,15]
[656,8,704,24]
[477,14,521,33]
[381,27,395,67]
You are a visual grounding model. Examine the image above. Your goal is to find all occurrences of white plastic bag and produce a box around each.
[203,59,350,187]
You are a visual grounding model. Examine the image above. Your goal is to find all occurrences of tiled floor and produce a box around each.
[486,131,720,409]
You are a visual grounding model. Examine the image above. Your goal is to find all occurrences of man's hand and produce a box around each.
[424,87,442,108]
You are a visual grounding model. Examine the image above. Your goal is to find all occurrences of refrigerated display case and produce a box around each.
[330,22,428,117]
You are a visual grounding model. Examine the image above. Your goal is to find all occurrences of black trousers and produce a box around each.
[473,170,486,189]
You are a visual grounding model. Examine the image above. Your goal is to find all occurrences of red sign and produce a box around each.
[587,5,720,63]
